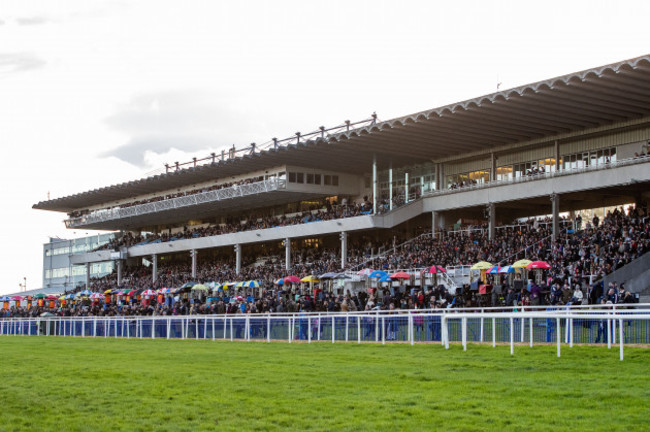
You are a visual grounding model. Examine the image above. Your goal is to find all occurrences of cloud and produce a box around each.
[0,53,46,75]
[15,16,52,26]
[103,89,271,167]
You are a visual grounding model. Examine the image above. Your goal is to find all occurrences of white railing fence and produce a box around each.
[2,304,649,361]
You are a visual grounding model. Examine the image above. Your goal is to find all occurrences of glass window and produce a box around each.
[324,175,332,185]
[314,174,321,185]
[288,172,297,183]
[332,176,339,186]
[306,173,314,184]
[296,172,304,183]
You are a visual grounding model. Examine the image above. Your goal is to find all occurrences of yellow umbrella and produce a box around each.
[511,259,532,269]
[300,275,320,283]
[471,261,493,270]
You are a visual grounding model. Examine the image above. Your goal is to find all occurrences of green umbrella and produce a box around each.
[191,284,210,292]
[34,293,46,299]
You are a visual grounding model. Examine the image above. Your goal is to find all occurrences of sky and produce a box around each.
[1,0,649,295]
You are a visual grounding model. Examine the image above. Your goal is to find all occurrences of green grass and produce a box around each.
[0,337,648,431]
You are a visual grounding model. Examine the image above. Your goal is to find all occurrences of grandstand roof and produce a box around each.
[35,54,650,213]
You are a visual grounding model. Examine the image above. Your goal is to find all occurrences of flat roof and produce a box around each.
[34,54,650,213]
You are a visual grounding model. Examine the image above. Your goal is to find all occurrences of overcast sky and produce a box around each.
[1,0,649,295]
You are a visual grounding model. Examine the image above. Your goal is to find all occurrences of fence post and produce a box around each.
[462,317,467,351]
[612,318,617,344]
[308,317,312,344]
[619,318,624,361]
[152,318,156,340]
[318,314,321,341]
[230,318,233,342]
[492,317,496,347]
[409,314,414,346]
[509,317,514,356]
[223,318,227,340]
[357,316,361,344]
[246,316,250,342]
[480,315,484,343]
[115,319,118,339]
[196,318,199,341]
[556,317,561,357]
[267,315,271,343]
[529,317,533,348]
[82,319,85,338]
[607,315,612,350]
[569,318,573,348]
[382,316,385,345]
[288,317,292,343]
[345,315,349,342]
[520,313,525,343]
[332,316,335,344]
[93,318,97,337]
[443,316,449,349]
[375,313,379,342]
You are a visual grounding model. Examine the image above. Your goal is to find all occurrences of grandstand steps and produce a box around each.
[602,251,650,299]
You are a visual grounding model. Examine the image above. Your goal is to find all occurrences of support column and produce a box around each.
[491,152,497,182]
[234,244,241,275]
[340,231,347,269]
[488,203,495,240]
[372,154,377,214]
[285,238,291,271]
[405,172,409,204]
[431,211,438,236]
[85,263,90,289]
[191,249,197,279]
[152,254,158,284]
[555,140,560,172]
[389,162,393,211]
[117,260,123,286]
[435,163,441,191]
[551,194,560,240]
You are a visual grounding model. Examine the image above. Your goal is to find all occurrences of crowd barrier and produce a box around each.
[2,305,649,361]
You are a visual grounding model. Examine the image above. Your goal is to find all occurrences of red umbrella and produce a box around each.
[426,265,447,274]
[283,275,301,284]
[389,271,411,280]
[46,295,58,300]
[11,296,24,301]
[526,261,551,270]
[357,268,374,276]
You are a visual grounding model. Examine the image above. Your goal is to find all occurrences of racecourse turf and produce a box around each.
[0,337,648,431]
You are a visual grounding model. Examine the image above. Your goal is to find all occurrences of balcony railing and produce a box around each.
[65,178,286,228]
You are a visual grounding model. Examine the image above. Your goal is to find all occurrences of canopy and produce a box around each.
[274,278,285,285]
[487,266,501,274]
[526,261,551,270]
[389,272,411,280]
[368,270,388,279]
[426,265,447,274]
[471,261,493,270]
[283,276,301,284]
[318,272,338,280]
[141,289,156,296]
[191,284,210,292]
[356,268,374,276]
[498,265,516,274]
[300,275,320,283]
[511,259,532,269]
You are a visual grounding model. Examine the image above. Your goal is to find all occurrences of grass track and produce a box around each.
[0,337,648,431]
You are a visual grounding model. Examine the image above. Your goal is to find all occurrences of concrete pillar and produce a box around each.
[191,249,197,279]
[435,163,441,191]
[285,238,291,271]
[551,194,560,240]
[372,154,377,214]
[488,203,495,240]
[389,162,393,211]
[152,254,158,284]
[117,260,123,286]
[491,152,497,182]
[234,244,241,275]
[85,263,90,289]
[405,172,409,204]
[431,211,438,236]
[340,231,348,269]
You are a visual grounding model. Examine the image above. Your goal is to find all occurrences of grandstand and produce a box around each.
[33,54,650,300]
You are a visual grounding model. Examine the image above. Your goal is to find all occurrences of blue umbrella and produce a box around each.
[368,270,388,279]
[378,275,393,283]
[0,296,10,302]
[499,265,516,274]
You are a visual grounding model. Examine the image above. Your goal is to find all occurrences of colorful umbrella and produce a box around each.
[34,293,46,299]
[333,273,352,280]
[511,259,532,269]
[0,296,11,302]
[368,270,388,279]
[283,275,301,284]
[426,265,447,274]
[498,265,516,274]
[191,284,210,292]
[274,278,285,285]
[389,271,411,280]
[141,289,156,296]
[300,275,320,283]
[378,275,393,283]
[357,268,374,276]
[318,272,338,279]
[77,290,92,297]
[526,261,551,270]
[89,293,103,300]
[46,295,59,300]
[471,261,493,270]
[63,294,75,300]
[11,296,24,301]
[487,266,501,274]
[243,280,261,288]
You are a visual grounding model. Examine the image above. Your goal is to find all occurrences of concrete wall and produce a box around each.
[603,252,650,297]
